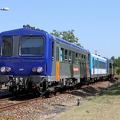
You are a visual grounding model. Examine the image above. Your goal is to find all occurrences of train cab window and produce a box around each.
[69,51,72,63]
[1,37,13,56]
[52,42,54,60]
[65,49,68,62]
[20,37,44,56]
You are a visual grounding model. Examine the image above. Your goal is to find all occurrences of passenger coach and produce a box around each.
[89,54,114,83]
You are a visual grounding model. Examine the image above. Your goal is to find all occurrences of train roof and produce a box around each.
[91,54,107,60]
[54,36,90,53]
[0,28,90,54]
[0,28,48,36]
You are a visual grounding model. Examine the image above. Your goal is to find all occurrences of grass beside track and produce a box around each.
[54,80,120,120]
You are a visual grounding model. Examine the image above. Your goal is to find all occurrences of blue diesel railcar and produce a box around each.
[0,28,91,94]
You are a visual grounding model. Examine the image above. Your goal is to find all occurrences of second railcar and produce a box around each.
[89,54,108,80]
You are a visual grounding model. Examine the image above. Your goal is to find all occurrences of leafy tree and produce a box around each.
[115,57,120,67]
[23,24,40,31]
[51,30,82,47]
[116,68,120,75]
[110,56,116,67]
[111,56,115,61]
[111,56,120,74]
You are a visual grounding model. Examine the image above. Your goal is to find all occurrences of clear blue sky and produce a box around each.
[0,0,120,59]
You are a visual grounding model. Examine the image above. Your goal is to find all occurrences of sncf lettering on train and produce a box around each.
[73,67,79,72]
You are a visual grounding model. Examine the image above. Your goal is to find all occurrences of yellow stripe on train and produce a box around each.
[56,61,60,81]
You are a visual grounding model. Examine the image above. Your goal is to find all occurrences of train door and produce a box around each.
[80,54,84,78]
[55,42,71,81]
[51,41,60,82]
[69,51,73,78]
[55,42,61,81]
[87,53,90,78]
[93,58,98,77]
[78,53,81,78]
[93,58,95,75]
[72,52,80,82]
[97,59,98,77]
[83,55,86,77]
[85,54,89,78]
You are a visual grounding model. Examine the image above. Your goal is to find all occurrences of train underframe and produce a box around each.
[0,74,114,95]
[8,76,80,95]
[0,75,80,94]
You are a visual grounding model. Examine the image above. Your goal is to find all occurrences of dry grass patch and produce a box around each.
[54,82,120,120]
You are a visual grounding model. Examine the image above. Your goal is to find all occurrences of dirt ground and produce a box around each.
[37,78,118,120]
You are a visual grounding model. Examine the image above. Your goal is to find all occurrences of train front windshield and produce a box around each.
[20,37,44,56]
[1,36,44,56]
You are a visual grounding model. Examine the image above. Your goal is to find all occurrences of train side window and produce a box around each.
[65,49,68,62]
[84,55,86,59]
[69,51,72,63]
[95,60,97,68]
[99,61,106,69]
[76,53,78,64]
[79,53,81,61]
[56,47,59,61]
[81,54,83,59]
[52,42,54,60]
[59,48,64,62]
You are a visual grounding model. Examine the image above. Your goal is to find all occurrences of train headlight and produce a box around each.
[0,67,11,73]
[1,67,6,73]
[37,67,43,73]
[6,67,11,72]
[32,67,37,72]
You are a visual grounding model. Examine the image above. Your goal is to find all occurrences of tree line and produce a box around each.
[111,56,120,75]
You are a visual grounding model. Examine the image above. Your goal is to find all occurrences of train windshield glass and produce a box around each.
[20,36,44,56]
[1,37,13,56]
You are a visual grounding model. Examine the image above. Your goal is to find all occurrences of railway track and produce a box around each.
[0,89,62,113]
[0,97,11,103]
[0,78,118,113]
[0,96,43,113]
[0,87,73,113]
[0,78,118,120]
